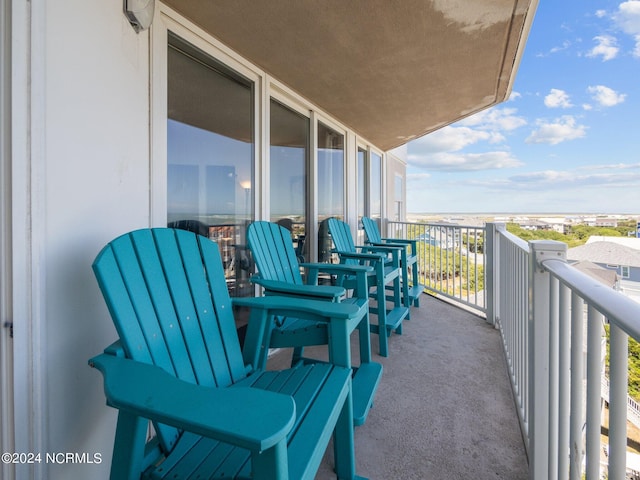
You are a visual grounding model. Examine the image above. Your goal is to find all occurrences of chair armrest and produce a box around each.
[333,250,385,264]
[301,262,373,290]
[380,238,415,246]
[233,295,361,321]
[300,262,373,276]
[236,294,368,370]
[380,238,418,256]
[89,353,295,451]
[104,340,126,357]
[359,244,402,267]
[362,244,403,253]
[252,278,345,301]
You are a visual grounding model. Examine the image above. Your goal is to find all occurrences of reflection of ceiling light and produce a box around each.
[124,0,155,33]
[240,181,252,190]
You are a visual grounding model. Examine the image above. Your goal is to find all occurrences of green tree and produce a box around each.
[506,222,631,248]
[605,324,640,403]
[415,242,484,296]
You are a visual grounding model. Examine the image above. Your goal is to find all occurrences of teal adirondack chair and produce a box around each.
[327,218,409,357]
[89,228,367,480]
[362,217,425,308]
[246,221,382,425]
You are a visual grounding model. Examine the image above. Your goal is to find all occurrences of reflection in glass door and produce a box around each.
[356,147,367,244]
[317,123,344,262]
[270,99,310,261]
[356,148,382,242]
[167,35,254,297]
[370,151,382,223]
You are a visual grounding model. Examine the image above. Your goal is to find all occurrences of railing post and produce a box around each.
[609,323,629,480]
[528,240,567,480]
[485,222,498,327]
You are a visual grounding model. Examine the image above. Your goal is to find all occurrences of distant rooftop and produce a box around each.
[571,260,618,288]
[587,236,640,251]
[568,241,640,268]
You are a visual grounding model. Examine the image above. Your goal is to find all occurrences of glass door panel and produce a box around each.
[317,123,344,262]
[167,36,254,297]
[370,151,382,222]
[270,99,310,261]
[357,147,366,244]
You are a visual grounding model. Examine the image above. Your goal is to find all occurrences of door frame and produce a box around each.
[0,0,15,477]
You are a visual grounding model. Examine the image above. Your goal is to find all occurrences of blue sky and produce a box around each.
[406,1,640,214]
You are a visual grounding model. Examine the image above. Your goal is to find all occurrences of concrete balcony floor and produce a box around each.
[268,295,528,479]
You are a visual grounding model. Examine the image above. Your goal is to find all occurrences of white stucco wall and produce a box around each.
[15,1,152,477]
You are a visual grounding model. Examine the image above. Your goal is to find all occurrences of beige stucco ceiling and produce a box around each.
[162,0,538,151]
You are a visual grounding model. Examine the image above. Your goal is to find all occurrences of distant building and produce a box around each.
[584,217,619,228]
[538,217,568,234]
[568,240,640,283]
[517,219,552,231]
[594,217,618,228]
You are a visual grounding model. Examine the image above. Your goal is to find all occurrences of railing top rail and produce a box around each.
[388,220,485,230]
[492,222,530,252]
[542,257,640,339]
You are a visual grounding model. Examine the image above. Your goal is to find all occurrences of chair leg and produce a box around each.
[291,346,305,367]
[252,440,288,480]
[411,262,421,307]
[357,313,372,364]
[375,278,389,357]
[393,275,403,335]
[333,389,358,480]
[110,412,148,480]
[400,251,411,319]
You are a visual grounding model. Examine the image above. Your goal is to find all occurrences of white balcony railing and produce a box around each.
[386,220,640,480]
[386,221,487,313]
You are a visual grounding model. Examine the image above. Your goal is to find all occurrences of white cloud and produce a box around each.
[457,167,640,190]
[409,126,491,154]
[508,170,573,184]
[508,91,522,101]
[408,151,523,172]
[586,35,619,60]
[582,103,593,111]
[616,1,640,34]
[525,116,587,145]
[407,172,431,183]
[506,169,640,189]
[407,105,528,172]
[537,40,572,57]
[587,85,626,106]
[580,162,640,170]
[544,89,573,108]
[595,9,607,18]
[458,107,527,131]
[406,164,640,213]
[614,1,640,57]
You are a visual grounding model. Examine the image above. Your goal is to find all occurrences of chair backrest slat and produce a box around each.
[129,230,201,384]
[93,242,159,367]
[247,221,303,285]
[327,219,358,265]
[362,217,383,244]
[196,233,247,382]
[151,229,233,387]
